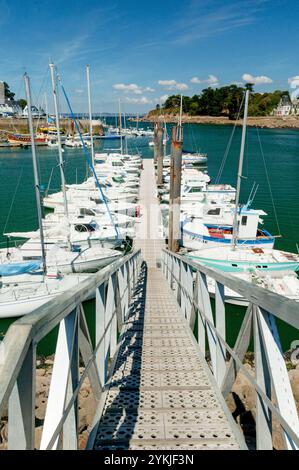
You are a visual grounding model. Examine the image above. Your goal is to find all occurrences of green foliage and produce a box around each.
[151,86,290,118]
[16,99,27,110]
[3,82,15,100]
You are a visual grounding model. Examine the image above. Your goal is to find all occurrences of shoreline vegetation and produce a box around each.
[131,85,299,129]
[131,114,299,129]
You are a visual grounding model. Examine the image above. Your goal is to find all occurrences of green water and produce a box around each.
[0,123,299,352]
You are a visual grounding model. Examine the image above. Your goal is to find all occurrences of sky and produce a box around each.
[0,0,298,113]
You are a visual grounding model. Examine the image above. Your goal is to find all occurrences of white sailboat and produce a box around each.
[183,90,299,302]
[0,73,90,318]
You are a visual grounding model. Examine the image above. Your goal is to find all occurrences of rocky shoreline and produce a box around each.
[0,357,96,450]
[132,114,299,130]
[1,354,298,450]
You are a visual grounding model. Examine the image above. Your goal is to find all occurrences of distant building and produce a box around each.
[0,101,22,117]
[0,80,23,116]
[22,105,45,118]
[273,94,299,116]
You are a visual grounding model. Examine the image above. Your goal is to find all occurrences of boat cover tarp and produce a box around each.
[0,261,41,276]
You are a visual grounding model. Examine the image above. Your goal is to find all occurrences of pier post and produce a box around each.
[168,125,183,252]
[153,122,158,165]
[157,124,164,185]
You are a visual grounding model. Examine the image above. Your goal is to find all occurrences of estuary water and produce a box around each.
[0,122,298,352]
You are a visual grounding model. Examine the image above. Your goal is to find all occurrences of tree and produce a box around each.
[156,104,160,111]
[151,86,285,118]
[16,99,27,110]
[3,82,15,100]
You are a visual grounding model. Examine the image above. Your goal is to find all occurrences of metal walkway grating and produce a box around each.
[93,263,242,450]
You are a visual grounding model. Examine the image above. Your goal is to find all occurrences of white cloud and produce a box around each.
[124,96,153,105]
[288,76,299,89]
[113,83,155,95]
[190,75,219,87]
[242,73,273,85]
[158,80,188,91]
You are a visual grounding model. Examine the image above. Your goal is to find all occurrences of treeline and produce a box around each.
[2,82,27,109]
[152,84,289,119]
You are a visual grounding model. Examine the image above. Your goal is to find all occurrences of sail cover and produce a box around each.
[0,261,41,276]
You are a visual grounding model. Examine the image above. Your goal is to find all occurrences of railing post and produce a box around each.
[195,272,206,356]
[256,307,299,450]
[8,343,36,450]
[253,306,272,450]
[40,308,78,450]
[198,272,217,373]
[63,308,79,450]
[96,283,107,388]
[215,282,226,387]
[106,276,117,360]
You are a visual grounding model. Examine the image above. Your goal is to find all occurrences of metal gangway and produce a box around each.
[0,160,299,450]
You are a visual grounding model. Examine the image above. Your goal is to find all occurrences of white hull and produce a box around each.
[0,275,90,318]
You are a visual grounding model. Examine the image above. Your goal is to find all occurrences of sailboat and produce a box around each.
[184,90,299,301]
[1,66,124,279]
[0,73,91,318]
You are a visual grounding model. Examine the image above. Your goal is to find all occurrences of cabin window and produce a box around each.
[80,208,95,216]
[232,264,238,267]
[75,224,96,233]
[241,216,247,226]
[207,208,220,215]
[190,187,201,193]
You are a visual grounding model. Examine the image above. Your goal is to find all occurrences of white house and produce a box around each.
[22,105,45,118]
[273,94,299,117]
[0,101,22,117]
[0,81,22,116]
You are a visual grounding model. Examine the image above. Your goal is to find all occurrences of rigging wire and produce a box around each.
[256,126,281,236]
[215,93,245,184]
[3,166,24,235]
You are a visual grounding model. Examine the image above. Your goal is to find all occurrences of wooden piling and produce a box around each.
[168,125,183,252]
[157,124,164,185]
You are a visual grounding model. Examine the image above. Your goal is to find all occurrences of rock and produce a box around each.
[288,369,299,402]
[232,364,256,412]
[36,368,46,377]
[0,422,8,444]
[35,393,49,420]
[36,375,51,391]
[35,426,43,449]
[79,395,96,433]
[79,387,90,399]
[79,430,89,450]
[44,359,54,366]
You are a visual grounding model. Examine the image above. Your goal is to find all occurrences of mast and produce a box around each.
[231,89,250,251]
[86,65,95,166]
[49,63,71,248]
[24,73,47,274]
[118,99,123,155]
[44,92,48,125]
[123,108,128,154]
[177,94,183,141]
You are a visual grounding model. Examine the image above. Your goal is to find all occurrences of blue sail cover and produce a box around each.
[0,261,41,277]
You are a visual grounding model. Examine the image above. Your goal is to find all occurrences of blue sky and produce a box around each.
[0,0,298,113]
